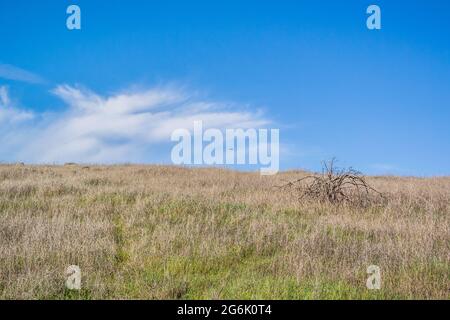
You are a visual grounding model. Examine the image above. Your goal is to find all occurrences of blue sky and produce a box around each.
[0,0,449,175]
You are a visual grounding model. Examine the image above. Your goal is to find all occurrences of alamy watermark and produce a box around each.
[366,265,381,290]
[65,5,380,31]
[65,265,81,290]
[171,121,279,175]
[366,5,381,30]
[66,5,81,30]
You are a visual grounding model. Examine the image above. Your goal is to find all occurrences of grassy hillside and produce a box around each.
[0,165,448,299]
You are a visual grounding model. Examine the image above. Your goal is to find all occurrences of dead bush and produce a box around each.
[282,158,384,206]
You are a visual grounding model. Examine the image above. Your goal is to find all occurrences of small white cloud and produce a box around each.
[2,84,270,164]
[0,86,10,105]
[368,163,399,175]
[0,64,45,84]
[0,86,34,124]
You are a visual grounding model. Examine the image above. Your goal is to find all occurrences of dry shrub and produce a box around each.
[282,158,384,206]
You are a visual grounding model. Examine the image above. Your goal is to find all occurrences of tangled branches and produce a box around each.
[281,159,384,206]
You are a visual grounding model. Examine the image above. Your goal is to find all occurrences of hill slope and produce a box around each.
[0,165,448,299]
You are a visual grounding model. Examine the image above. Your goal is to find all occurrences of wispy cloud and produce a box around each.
[0,86,34,124]
[0,86,10,105]
[367,163,401,175]
[0,64,46,84]
[0,84,269,163]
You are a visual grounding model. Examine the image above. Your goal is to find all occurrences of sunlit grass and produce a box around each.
[0,165,448,299]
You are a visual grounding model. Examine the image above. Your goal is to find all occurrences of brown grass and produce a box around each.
[0,164,448,299]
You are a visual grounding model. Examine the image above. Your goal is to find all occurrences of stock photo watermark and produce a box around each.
[366,5,381,30]
[171,121,279,175]
[66,5,81,30]
[62,264,381,293]
[64,5,381,31]
[366,265,381,290]
[65,265,81,290]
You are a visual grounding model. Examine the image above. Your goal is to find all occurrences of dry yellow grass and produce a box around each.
[0,164,448,299]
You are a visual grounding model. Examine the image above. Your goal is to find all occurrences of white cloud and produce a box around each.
[1,84,270,163]
[368,163,399,175]
[0,64,45,84]
[0,86,10,105]
[0,86,34,124]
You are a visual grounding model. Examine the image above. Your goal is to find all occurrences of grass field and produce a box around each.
[0,164,448,299]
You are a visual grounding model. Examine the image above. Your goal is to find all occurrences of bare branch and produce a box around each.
[281,159,384,206]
